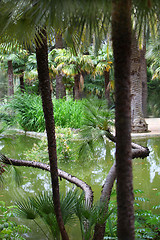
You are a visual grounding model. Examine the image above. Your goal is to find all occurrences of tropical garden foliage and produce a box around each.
[0,0,160,239]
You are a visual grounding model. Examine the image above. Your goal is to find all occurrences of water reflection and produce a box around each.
[147,138,160,183]
[0,134,160,239]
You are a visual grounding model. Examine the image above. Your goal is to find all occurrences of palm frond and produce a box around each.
[11,166,23,187]
[0,153,23,186]
[60,190,79,225]
[15,198,37,219]
[15,190,80,238]
[72,98,114,160]
[74,192,116,240]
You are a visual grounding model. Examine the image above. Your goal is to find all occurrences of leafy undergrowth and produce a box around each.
[24,127,76,162]
[0,201,30,240]
[0,93,85,132]
[104,190,160,239]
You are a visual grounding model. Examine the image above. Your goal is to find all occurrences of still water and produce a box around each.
[0,133,160,239]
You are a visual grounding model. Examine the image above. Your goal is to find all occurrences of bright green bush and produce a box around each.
[3,93,84,132]
[53,97,84,129]
[7,93,45,132]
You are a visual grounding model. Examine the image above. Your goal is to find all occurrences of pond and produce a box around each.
[0,132,160,239]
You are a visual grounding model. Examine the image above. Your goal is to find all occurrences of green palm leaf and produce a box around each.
[73,98,114,160]
[15,198,37,220]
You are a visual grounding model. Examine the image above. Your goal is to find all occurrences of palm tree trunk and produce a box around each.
[35,28,69,240]
[7,60,14,96]
[73,73,81,100]
[104,70,111,105]
[131,34,148,132]
[55,32,66,99]
[140,44,148,117]
[20,74,25,93]
[112,1,135,239]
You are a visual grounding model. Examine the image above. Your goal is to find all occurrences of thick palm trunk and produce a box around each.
[7,60,14,96]
[131,34,148,132]
[112,1,135,239]
[55,32,66,99]
[140,45,148,117]
[35,29,69,240]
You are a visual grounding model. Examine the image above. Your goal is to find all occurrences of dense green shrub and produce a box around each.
[53,97,84,129]
[0,201,30,240]
[104,190,160,239]
[2,93,84,132]
[8,93,45,132]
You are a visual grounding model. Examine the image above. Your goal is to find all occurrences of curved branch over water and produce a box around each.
[0,154,93,206]
[0,130,150,240]
[93,130,150,240]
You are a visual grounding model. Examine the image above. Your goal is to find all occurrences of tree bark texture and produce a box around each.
[104,70,111,105]
[7,60,14,96]
[131,34,148,132]
[55,32,66,99]
[73,73,81,100]
[35,29,69,240]
[93,130,149,240]
[140,45,148,118]
[20,74,25,93]
[112,1,135,239]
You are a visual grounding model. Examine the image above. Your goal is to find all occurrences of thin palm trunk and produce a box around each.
[73,73,81,100]
[104,70,111,105]
[7,60,14,96]
[112,1,135,239]
[20,74,25,93]
[35,28,69,240]
[55,32,66,99]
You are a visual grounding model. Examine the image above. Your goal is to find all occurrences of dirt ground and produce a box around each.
[132,118,160,138]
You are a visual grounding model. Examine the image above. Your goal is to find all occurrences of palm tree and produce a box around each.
[91,43,113,104]
[50,48,94,99]
[35,28,69,240]
[55,32,66,99]
[1,1,158,240]
[15,190,78,240]
[130,33,148,132]
[147,36,160,80]
[140,41,148,117]
[112,1,135,239]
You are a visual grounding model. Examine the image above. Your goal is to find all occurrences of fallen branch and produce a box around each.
[0,154,93,206]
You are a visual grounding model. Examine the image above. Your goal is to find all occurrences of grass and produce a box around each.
[1,93,85,132]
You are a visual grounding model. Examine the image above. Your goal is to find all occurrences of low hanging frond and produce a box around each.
[72,98,114,160]
[15,198,38,220]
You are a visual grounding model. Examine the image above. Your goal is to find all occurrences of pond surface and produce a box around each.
[0,133,160,239]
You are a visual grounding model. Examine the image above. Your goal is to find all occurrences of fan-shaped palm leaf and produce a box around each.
[14,190,80,239]
[15,198,37,220]
[73,98,114,160]
[74,192,116,240]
